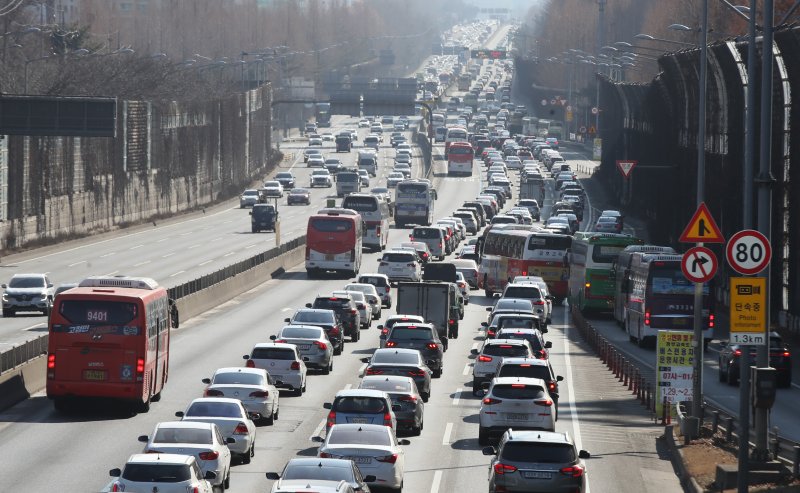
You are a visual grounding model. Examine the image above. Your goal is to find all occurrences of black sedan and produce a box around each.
[718,332,792,387]
[287,187,311,205]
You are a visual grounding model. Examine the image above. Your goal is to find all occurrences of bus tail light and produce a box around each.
[708,313,715,328]
[136,358,145,382]
[47,353,55,379]
[644,311,651,327]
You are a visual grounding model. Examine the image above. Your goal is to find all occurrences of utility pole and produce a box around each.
[737,0,758,489]
[595,0,606,133]
[753,0,775,464]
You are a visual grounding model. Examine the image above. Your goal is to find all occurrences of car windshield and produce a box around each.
[281,327,323,339]
[8,276,45,288]
[212,372,264,386]
[294,311,334,324]
[498,364,552,381]
[282,464,353,481]
[186,402,242,418]
[242,190,258,197]
[501,442,576,463]
[154,427,212,444]
[491,383,546,400]
[390,327,434,340]
[494,316,537,330]
[372,351,419,364]
[495,299,533,311]
[412,228,440,239]
[358,276,388,287]
[497,331,543,350]
[503,286,542,299]
[382,253,414,263]
[122,464,191,483]
[251,347,295,360]
[276,173,292,179]
[483,344,530,357]
[327,427,391,445]
[291,189,309,194]
[333,397,388,414]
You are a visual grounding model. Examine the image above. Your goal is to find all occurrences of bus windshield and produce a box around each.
[342,196,378,212]
[448,146,473,155]
[58,300,139,326]
[310,218,353,232]
[592,245,627,264]
[650,268,710,295]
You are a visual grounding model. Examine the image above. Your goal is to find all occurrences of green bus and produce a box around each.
[568,232,643,313]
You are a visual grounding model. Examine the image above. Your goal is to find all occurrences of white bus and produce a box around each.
[444,126,468,157]
[394,180,436,228]
[341,193,390,252]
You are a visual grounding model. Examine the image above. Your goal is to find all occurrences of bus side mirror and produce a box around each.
[169,299,179,329]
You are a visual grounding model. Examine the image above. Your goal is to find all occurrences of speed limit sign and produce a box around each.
[726,230,771,275]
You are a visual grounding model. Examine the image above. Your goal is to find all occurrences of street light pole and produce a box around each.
[691,0,709,427]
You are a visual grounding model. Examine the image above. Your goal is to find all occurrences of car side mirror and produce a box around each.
[545,341,552,349]
[360,357,371,364]
[243,355,250,360]
[109,468,122,477]
[305,303,313,308]
[265,472,281,480]
[398,439,411,445]
[1,284,5,289]
[302,356,310,362]
[486,307,492,312]
[175,411,184,418]
[227,437,236,444]
[579,450,591,459]
[137,435,149,443]
[557,375,564,382]
[201,378,211,385]
[470,349,479,355]
[204,471,217,481]
[269,335,277,341]
[284,317,291,323]
[481,322,488,327]
[363,474,377,483]
[482,446,497,456]
[541,327,548,334]
[377,324,384,330]
[311,435,325,443]
[323,402,332,410]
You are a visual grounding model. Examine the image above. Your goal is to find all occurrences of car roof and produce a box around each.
[485,338,531,346]
[492,376,547,387]
[154,420,215,430]
[499,357,550,367]
[334,389,390,398]
[125,453,195,465]
[253,342,298,350]
[505,429,573,445]
[214,367,265,376]
[282,324,326,332]
[373,347,422,355]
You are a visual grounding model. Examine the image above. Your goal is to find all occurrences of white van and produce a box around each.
[357,150,379,176]
[342,193,390,251]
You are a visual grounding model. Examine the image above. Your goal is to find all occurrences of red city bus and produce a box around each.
[447,141,474,176]
[305,208,364,278]
[46,276,177,412]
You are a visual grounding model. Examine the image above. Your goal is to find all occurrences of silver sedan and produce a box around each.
[271,324,334,374]
[359,375,425,436]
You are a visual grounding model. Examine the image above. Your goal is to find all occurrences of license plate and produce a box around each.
[298,344,311,350]
[349,417,369,424]
[271,374,284,381]
[348,456,372,464]
[523,471,552,480]
[83,370,106,381]
[325,254,335,261]
[506,413,529,420]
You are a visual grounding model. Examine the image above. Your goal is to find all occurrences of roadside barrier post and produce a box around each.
[725,417,734,443]
[711,411,719,434]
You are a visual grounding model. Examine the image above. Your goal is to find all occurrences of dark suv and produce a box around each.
[718,332,792,387]
[308,294,361,342]
[285,308,345,355]
[384,323,445,378]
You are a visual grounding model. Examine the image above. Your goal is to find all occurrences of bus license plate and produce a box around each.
[523,471,552,480]
[83,370,106,381]
[506,413,528,420]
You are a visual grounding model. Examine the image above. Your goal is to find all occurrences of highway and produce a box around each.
[0,147,683,492]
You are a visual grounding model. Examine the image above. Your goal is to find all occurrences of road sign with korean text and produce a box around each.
[656,331,695,417]
[729,277,767,345]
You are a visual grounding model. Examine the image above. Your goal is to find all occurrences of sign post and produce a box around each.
[656,331,695,418]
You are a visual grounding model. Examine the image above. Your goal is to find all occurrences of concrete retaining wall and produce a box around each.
[0,356,46,412]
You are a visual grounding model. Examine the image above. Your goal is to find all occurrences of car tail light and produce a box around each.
[783,351,791,357]
[249,390,269,398]
[644,310,651,326]
[366,368,383,375]
[326,411,336,428]
[449,319,455,325]
[537,350,548,359]
[535,398,553,407]
[560,465,585,478]
[548,381,557,392]
[245,359,255,368]
[350,309,358,315]
[274,339,287,344]
[478,355,493,362]
[439,241,444,249]
[376,226,381,236]
[409,236,414,241]
[734,349,742,356]
[233,422,249,434]
[383,413,393,427]
[708,313,715,328]
[329,326,340,336]
[408,369,427,377]
[532,299,545,305]
[381,328,389,336]
[319,451,333,458]
[493,463,517,475]
[385,286,391,293]
[487,329,496,337]
[377,453,399,464]
[314,341,328,350]
[198,451,219,460]
[426,343,438,350]
[423,252,429,259]
[386,341,397,348]
[47,353,55,379]
[204,389,224,397]
[399,395,418,403]
[136,357,145,382]
[290,361,301,370]
[111,483,121,492]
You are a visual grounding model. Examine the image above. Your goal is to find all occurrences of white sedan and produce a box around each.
[201,367,280,425]
[314,423,409,491]
[138,421,233,490]
[177,397,257,464]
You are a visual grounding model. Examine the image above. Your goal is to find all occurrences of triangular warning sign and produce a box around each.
[616,160,637,179]
[679,202,724,243]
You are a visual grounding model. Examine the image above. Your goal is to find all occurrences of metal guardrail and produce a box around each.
[571,306,800,477]
[0,235,307,375]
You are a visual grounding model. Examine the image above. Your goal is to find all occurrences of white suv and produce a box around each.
[109,453,215,493]
[501,282,551,328]
[2,273,54,316]
[478,377,556,445]
[378,250,421,282]
[244,343,307,396]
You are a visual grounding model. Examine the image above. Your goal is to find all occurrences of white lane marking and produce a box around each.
[223,252,235,257]
[452,388,462,406]
[281,307,292,312]
[198,260,213,266]
[441,423,453,446]
[471,342,479,352]
[68,260,86,267]
[564,313,591,493]
[462,363,471,376]
[100,252,116,258]
[358,363,367,376]
[156,238,169,243]
[128,244,144,250]
[188,244,200,249]
[162,252,175,258]
[209,237,223,242]
[133,260,151,267]
[169,270,185,277]
[23,322,45,331]
[179,231,193,236]
[310,418,326,440]
[245,244,259,249]
[430,470,444,493]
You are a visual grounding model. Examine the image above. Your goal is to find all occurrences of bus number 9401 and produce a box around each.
[86,310,109,322]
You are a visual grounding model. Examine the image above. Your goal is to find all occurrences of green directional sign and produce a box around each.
[470,49,507,60]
